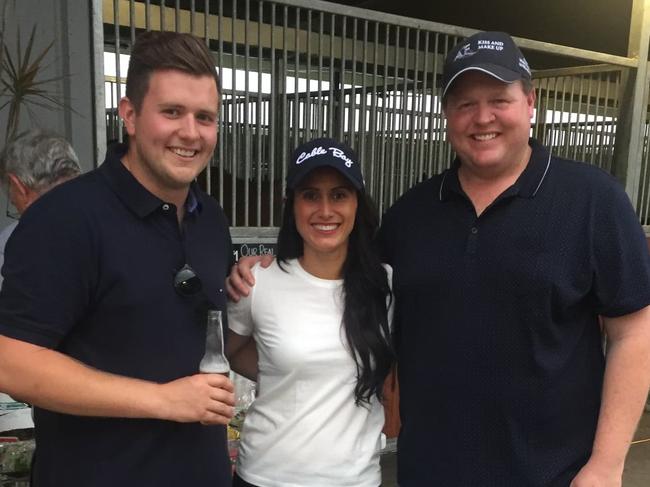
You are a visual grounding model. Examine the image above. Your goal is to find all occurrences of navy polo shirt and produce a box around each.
[379,139,650,486]
[0,144,233,487]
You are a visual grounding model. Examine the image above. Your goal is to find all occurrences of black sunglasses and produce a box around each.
[173,264,203,297]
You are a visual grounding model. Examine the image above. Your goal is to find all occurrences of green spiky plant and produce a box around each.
[0,0,70,142]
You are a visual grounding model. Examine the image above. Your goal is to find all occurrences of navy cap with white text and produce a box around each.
[287,138,364,191]
[442,31,532,97]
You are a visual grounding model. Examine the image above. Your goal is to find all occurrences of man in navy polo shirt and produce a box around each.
[379,32,650,486]
[0,31,235,486]
[228,31,650,487]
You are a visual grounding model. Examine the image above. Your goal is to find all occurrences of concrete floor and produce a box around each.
[380,409,650,486]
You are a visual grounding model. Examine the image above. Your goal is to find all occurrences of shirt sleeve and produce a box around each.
[0,193,94,348]
[226,264,259,336]
[592,179,650,317]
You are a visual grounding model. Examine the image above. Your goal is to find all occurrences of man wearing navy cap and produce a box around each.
[378,31,650,486]
[227,31,650,486]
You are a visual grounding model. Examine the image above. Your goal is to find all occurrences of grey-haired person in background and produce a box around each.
[0,129,82,287]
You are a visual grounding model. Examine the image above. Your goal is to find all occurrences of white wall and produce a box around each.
[0,0,102,229]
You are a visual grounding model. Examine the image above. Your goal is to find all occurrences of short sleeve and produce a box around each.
[592,181,650,317]
[0,192,94,348]
[226,264,259,336]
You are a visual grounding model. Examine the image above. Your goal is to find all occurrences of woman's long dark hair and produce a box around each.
[277,187,395,406]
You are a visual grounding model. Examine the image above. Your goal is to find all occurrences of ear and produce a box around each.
[7,173,34,214]
[526,88,536,119]
[119,97,137,137]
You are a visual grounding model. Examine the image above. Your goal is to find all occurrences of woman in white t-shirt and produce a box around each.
[226,138,394,487]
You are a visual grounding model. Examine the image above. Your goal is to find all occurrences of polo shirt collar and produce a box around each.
[99,143,203,218]
[439,138,552,202]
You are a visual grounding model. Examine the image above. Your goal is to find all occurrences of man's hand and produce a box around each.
[569,458,623,487]
[225,255,274,302]
[158,373,235,425]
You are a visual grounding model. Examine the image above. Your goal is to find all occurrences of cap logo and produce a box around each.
[329,147,354,168]
[454,43,477,61]
[477,39,504,51]
[296,146,327,165]
[518,57,531,75]
[295,146,354,168]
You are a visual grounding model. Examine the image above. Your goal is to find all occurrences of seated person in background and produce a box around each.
[226,138,394,487]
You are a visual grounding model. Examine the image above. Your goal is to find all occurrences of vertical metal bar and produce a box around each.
[231,0,238,225]
[282,5,289,197]
[368,21,379,198]
[348,17,358,148]
[160,0,166,32]
[175,0,181,32]
[378,23,389,214]
[203,0,212,197]
[317,12,324,137]
[550,77,561,151]
[591,73,602,167]
[427,33,440,176]
[395,27,404,198]
[417,31,430,180]
[388,26,400,203]
[359,19,368,163]
[338,16,347,142]
[243,0,251,226]
[571,75,585,161]
[269,2,277,225]
[256,0,263,226]
[145,0,150,31]
[435,35,449,174]
[562,76,576,158]
[305,10,312,140]
[398,28,410,196]
[293,7,301,147]
[217,0,224,205]
[190,0,195,34]
[113,0,123,143]
[581,74,593,162]
[598,71,611,169]
[408,29,420,186]
[129,0,136,44]
[328,14,335,137]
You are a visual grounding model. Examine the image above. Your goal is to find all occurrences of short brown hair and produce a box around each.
[125,31,221,112]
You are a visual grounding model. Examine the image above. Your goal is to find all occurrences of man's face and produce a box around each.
[444,72,535,177]
[119,69,219,201]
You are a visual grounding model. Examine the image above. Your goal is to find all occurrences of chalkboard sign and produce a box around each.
[232,242,276,262]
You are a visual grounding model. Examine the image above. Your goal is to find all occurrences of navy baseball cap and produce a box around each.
[287,138,364,190]
[442,31,532,97]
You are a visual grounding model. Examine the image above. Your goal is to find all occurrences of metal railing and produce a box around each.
[102,0,646,230]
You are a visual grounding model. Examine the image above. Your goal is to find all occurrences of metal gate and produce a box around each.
[102,0,646,230]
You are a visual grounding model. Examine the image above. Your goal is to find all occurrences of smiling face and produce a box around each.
[119,69,219,205]
[293,166,358,264]
[444,71,535,179]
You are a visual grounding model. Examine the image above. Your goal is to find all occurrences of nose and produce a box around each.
[318,197,334,218]
[178,115,200,140]
[475,103,495,125]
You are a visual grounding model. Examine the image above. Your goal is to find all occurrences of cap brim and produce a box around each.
[289,161,364,190]
[442,64,524,97]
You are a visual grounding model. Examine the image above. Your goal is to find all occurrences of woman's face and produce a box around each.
[293,166,358,260]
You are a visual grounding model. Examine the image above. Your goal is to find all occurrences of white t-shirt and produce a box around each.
[228,259,393,487]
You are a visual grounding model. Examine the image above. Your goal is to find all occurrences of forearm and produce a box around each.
[0,335,234,424]
[589,333,650,470]
[226,332,258,382]
[0,336,168,418]
[229,339,259,382]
